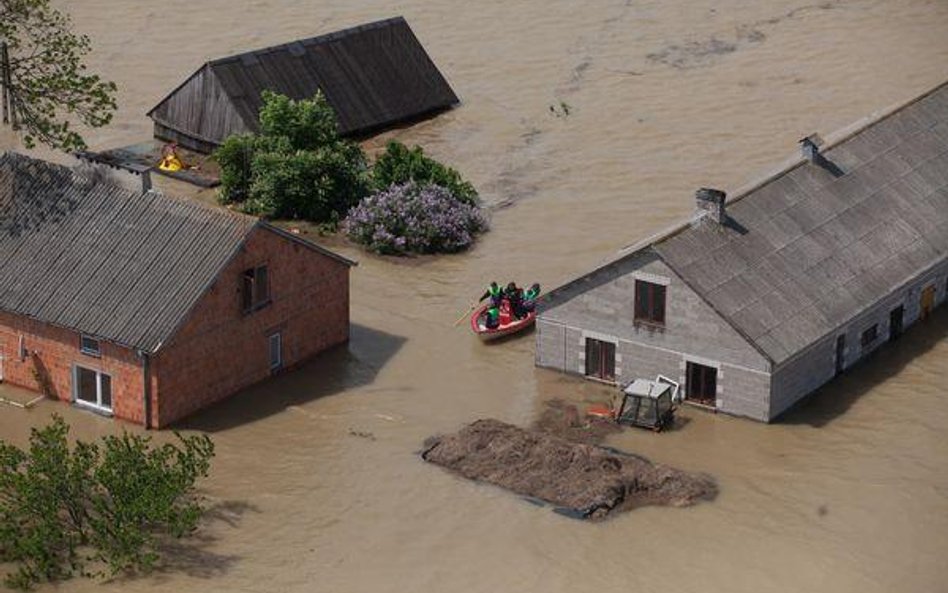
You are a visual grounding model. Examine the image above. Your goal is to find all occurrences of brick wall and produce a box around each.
[151,226,350,427]
[0,310,145,424]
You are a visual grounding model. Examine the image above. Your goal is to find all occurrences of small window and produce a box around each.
[634,280,666,325]
[242,265,270,313]
[861,324,878,349]
[584,338,616,382]
[80,335,100,357]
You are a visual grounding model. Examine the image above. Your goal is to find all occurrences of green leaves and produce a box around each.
[258,90,338,151]
[372,141,479,206]
[0,415,214,590]
[0,0,118,151]
[212,92,479,232]
[213,91,369,224]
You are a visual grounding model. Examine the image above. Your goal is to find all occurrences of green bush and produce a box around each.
[243,147,368,221]
[372,141,479,205]
[213,91,369,223]
[258,90,338,151]
[0,415,214,590]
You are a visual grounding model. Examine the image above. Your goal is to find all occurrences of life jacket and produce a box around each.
[489,284,502,297]
[487,307,499,320]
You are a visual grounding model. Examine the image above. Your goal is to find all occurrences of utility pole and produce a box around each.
[0,41,9,125]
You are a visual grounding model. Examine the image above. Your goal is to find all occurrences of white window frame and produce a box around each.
[73,365,113,414]
[268,332,282,372]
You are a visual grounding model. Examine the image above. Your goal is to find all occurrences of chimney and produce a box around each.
[695,187,726,224]
[140,169,152,193]
[799,133,823,162]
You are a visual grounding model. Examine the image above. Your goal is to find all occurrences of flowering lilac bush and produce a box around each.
[344,183,488,255]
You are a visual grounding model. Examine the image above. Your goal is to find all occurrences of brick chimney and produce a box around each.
[695,187,726,224]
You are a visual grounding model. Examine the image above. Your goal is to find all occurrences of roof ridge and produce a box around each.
[207,16,407,67]
[541,79,948,309]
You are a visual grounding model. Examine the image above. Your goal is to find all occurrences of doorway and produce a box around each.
[889,305,904,341]
[685,361,717,407]
[920,285,935,320]
[584,338,616,382]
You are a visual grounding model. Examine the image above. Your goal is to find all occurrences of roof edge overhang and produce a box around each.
[539,78,948,329]
[770,254,948,372]
[257,221,357,267]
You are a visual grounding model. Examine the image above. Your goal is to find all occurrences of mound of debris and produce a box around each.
[421,418,716,520]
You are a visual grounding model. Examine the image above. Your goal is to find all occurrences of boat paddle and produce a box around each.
[453,302,477,327]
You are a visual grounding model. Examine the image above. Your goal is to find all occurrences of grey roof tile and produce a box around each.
[149,17,458,141]
[0,153,260,352]
[655,82,948,364]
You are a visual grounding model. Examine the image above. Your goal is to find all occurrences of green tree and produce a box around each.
[0,415,214,590]
[258,89,337,151]
[0,0,118,151]
[372,141,479,205]
[213,91,369,224]
[245,146,367,221]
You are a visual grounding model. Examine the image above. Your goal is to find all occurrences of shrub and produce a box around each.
[243,147,368,221]
[372,141,479,205]
[212,91,369,223]
[258,90,338,151]
[215,133,295,205]
[0,415,214,590]
[344,182,488,255]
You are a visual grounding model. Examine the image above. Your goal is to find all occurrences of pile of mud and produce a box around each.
[532,399,621,445]
[422,418,716,520]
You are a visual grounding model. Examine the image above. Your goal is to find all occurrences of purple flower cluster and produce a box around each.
[343,182,489,255]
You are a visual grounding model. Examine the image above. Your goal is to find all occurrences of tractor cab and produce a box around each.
[614,376,678,431]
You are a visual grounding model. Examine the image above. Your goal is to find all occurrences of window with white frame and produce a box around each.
[74,365,112,413]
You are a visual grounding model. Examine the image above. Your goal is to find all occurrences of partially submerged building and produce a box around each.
[0,152,355,427]
[147,17,459,153]
[536,81,948,422]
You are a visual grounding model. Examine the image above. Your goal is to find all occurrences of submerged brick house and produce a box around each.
[0,152,354,427]
[536,81,948,422]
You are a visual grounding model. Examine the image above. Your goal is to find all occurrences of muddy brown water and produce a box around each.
[1,0,948,591]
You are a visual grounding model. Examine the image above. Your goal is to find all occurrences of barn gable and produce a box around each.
[146,17,459,152]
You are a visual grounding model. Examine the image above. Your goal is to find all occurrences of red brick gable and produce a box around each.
[150,225,350,427]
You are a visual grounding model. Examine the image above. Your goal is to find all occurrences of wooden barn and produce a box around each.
[147,17,459,153]
[0,152,355,427]
[536,81,948,422]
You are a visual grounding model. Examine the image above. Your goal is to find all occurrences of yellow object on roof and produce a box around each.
[158,154,184,172]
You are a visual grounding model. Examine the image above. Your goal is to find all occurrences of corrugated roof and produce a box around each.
[150,16,458,140]
[0,152,258,353]
[653,82,948,365]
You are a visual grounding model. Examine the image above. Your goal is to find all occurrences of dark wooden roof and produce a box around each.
[148,17,458,144]
[0,153,353,353]
[542,81,948,366]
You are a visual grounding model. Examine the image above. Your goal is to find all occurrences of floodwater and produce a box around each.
[2,0,948,591]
